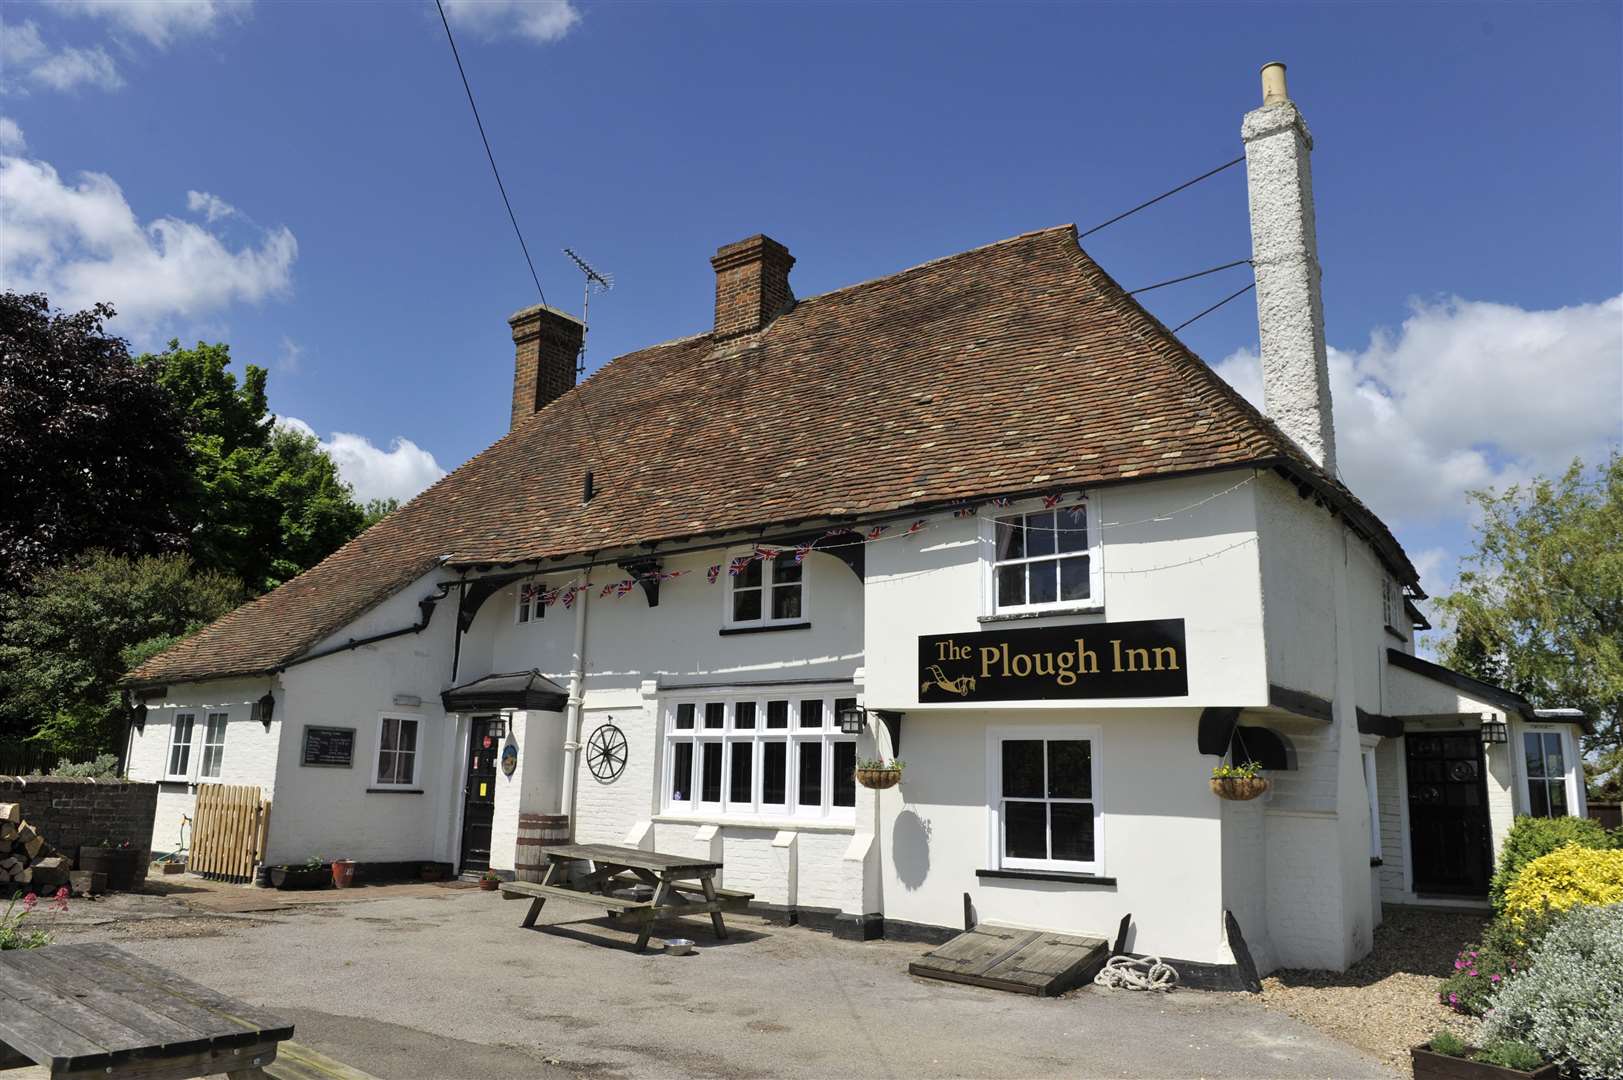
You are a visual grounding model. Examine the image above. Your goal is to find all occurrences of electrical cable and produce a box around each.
[1127,258,1252,296]
[1172,282,1256,333]
[1079,156,1245,240]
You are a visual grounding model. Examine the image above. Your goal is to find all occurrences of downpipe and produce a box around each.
[558,567,591,841]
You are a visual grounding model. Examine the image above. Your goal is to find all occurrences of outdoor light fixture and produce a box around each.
[836,704,867,735]
[256,692,276,731]
[131,702,147,734]
[1480,718,1509,745]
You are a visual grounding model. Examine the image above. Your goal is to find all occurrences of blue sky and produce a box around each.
[3,1,1620,634]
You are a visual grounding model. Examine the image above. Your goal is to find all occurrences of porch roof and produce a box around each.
[441,670,568,713]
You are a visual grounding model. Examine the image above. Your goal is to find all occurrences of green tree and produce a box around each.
[0,552,245,756]
[361,498,399,530]
[140,340,363,590]
[1436,454,1623,798]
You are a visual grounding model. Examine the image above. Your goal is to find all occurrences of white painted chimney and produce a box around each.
[1243,61,1337,474]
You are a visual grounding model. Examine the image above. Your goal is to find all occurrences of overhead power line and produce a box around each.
[1079,155,1245,240]
[434,0,547,308]
[1172,282,1256,334]
[1127,258,1252,296]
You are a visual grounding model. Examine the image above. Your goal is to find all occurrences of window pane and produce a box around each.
[397,749,416,786]
[1047,741,1092,798]
[704,702,725,729]
[1002,740,1044,798]
[1051,802,1094,862]
[1004,801,1046,859]
[772,584,802,620]
[833,742,856,807]
[798,743,823,806]
[1057,507,1088,553]
[1059,556,1090,601]
[670,742,693,802]
[675,703,696,730]
[1542,733,1565,777]
[728,743,752,804]
[995,517,1024,560]
[762,742,787,804]
[766,701,789,729]
[701,743,723,803]
[377,751,396,785]
[1028,560,1057,605]
[733,590,762,622]
[1524,733,1544,778]
[1547,780,1568,817]
[1528,778,1548,817]
[996,563,1026,607]
[518,603,529,623]
[799,700,824,728]
[1026,512,1056,558]
[379,717,398,752]
[735,701,757,729]
[738,559,761,588]
[397,720,417,753]
[772,556,802,583]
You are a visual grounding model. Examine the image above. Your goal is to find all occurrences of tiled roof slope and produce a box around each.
[126,225,1415,685]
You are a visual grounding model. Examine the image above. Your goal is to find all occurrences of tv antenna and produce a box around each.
[564,248,613,376]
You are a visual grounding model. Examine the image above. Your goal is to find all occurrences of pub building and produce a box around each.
[122,65,1587,983]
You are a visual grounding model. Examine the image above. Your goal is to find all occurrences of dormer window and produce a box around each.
[986,502,1102,615]
[725,551,806,629]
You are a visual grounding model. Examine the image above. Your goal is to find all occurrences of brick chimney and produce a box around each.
[710,235,795,339]
[507,303,585,430]
[1243,62,1338,474]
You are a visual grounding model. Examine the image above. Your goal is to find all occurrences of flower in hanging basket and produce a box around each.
[1210,760,1269,800]
[854,758,905,790]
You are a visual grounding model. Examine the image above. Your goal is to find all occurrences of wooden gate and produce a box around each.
[190,784,270,882]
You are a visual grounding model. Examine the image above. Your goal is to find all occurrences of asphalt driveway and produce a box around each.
[43,882,1393,1079]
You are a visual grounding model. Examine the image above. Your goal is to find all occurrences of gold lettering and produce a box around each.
[1076,639,1099,675]
[1124,647,1151,672]
[937,640,954,662]
[1152,646,1180,672]
[1054,650,1076,687]
[1035,652,1056,678]
[1000,642,1012,677]
[1010,653,1032,678]
[1111,639,1123,672]
[980,647,1001,679]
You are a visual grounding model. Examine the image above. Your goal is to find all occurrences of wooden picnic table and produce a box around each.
[501,842,753,952]
[0,942,293,1079]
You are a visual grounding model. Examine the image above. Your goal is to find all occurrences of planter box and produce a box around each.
[1410,1047,1559,1080]
[268,865,331,891]
[77,847,143,892]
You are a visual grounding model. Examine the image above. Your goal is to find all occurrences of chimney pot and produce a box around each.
[507,304,585,430]
[711,235,795,338]
[1260,61,1289,105]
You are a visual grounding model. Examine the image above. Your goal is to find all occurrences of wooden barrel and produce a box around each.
[515,814,570,882]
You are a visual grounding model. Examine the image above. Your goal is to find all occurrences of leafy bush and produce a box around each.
[1439,937,1521,1015]
[1504,845,1623,926]
[1,889,68,950]
[1482,903,1623,1080]
[1490,815,1615,910]
[51,753,120,779]
[1475,1039,1544,1072]
[1427,1029,1467,1057]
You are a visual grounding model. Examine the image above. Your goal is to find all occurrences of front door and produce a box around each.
[1406,731,1493,896]
[459,716,504,874]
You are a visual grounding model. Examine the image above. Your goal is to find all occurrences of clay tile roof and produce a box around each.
[125,225,1415,686]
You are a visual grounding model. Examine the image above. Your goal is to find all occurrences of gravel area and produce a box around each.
[1260,906,1489,1071]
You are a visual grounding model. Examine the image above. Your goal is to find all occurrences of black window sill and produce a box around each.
[719,621,811,637]
[977,606,1103,625]
[976,868,1116,886]
[365,787,424,795]
[1370,857,1384,867]
[1384,625,1409,642]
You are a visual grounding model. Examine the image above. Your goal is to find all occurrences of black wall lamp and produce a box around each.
[836,703,866,735]
[1480,718,1509,745]
[255,691,276,731]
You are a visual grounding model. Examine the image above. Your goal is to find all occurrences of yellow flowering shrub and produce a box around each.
[1504,844,1623,926]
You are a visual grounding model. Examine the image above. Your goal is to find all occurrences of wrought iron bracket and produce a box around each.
[618,557,663,607]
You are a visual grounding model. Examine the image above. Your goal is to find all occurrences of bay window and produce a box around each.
[987,726,1102,874]
[1522,731,1572,818]
[664,690,857,820]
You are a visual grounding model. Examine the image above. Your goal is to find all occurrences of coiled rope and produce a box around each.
[1094,954,1179,992]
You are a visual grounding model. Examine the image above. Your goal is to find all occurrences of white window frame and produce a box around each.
[165,712,197,782]
[722,550,809,629]
[373,714,422,789]
[660,688,857,822]
[1361,745,1382,861]
[199,712,228,779]
[985,724,1103,875]
[1518,725,1579,820]
[980,496,1104,616]
[516,580,546,625]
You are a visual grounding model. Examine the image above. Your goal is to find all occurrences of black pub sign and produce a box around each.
[918,619,1188,702]
[301,725,356,767]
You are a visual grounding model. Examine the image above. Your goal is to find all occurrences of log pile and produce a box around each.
[0,802,71,890]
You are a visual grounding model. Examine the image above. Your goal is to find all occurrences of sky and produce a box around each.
[3,0,1620,637]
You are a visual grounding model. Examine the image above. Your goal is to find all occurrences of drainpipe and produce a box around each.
[558,565,592,840]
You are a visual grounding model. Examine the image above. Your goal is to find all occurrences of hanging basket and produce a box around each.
[855,767,903,790]
[1210,776,1269,801]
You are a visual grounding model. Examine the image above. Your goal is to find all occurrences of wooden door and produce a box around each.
[459,716,504,874]
[1406,732,1493,897]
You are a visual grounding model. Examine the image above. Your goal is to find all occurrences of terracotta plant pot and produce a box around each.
[331,859,356,888]
[479,877,499,891]
[1410,1046,1558,1080]
[855,767,902,790]
[1209,776,1269,801]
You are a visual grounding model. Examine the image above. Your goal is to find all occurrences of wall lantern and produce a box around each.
[255,692,276,731]
[392,693,422,708]
[131,702,147,734]
[1480,718,1509,745]
[836,704,867,735]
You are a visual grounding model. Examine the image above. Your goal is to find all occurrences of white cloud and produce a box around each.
[0,117,23,152]
[276,335,303,374]
[1,19,123,93]
[0,152,297,337]
[278,417,447,505]
[1213,295,1623,527]
[48,0,252,50]
[186,189,238,223]
[440,0,581,44]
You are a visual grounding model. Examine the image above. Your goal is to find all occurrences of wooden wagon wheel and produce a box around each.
[585,722,628,782]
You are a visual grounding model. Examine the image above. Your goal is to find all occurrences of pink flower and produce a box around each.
[1468,970,1478,977]
[1455,959,1465,969]
[1470,951,1478,958]
[20,893,37,912]
[1448,993,1459,1005]
[51,886,68,912]
[1491,974,1501,983]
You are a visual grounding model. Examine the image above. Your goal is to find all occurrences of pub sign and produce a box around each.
[918,618,1188,702]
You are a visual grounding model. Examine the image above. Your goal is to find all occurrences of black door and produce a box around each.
[459,716,504,873]
[1406,732,1493,896]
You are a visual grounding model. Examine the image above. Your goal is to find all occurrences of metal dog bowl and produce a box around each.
[663,938,696,956]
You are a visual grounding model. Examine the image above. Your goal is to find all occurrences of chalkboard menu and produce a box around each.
[301,725,356,767]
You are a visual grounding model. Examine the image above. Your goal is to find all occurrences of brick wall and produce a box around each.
[0,776,158,865]
[710,235,795,338]
[508,304,584,430]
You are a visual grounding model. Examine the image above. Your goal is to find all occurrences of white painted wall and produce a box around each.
[487,707,566,873]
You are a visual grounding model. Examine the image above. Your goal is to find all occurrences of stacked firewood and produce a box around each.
[0,803,70,890]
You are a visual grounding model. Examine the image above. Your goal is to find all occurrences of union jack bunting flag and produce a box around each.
[1042,494,1062,508]
[793,542,813,564]
[616,580,636,597]
[540,589,558,608]
[520,583,539,605]
[728,555,754,577]
[707,565,721,584]
[991,496,1012,508]
[754,547,781,561]
[865,525,887,541]
[952,504,977,518]
[599,582,618,598]
[906,519,926,534]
